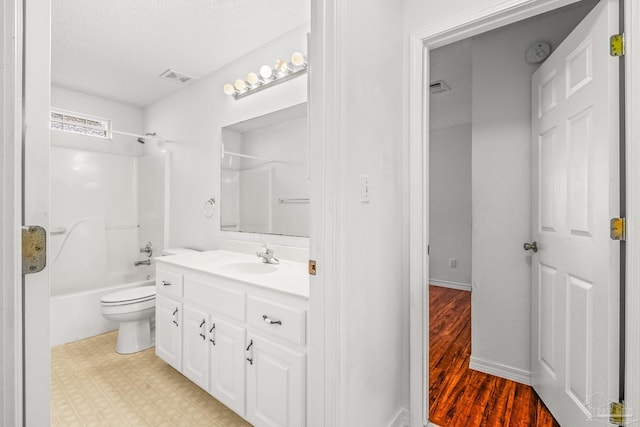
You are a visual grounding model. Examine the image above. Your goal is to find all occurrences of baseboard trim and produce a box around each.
[469,355,531,385]
[388,407,410,427]
[429,279,472,292]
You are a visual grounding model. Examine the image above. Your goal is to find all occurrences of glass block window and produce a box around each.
[50,109,111,139]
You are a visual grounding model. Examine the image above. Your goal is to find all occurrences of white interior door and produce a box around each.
[531,0,620,425]
[23,0,52,425]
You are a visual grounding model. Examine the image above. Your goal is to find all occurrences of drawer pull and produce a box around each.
[263,314,282,325]
[162,280,172,286]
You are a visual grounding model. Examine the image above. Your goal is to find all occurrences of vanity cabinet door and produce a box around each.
[209,316,246,416]
[183,304,209,390]
[246,333,306,427]
[156,294,182,371]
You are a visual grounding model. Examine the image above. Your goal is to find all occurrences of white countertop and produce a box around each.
[155,250,309,298]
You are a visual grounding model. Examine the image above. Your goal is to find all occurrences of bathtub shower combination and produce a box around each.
[50,146,167,348]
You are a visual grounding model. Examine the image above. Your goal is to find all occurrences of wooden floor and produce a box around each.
[429,285,560,427]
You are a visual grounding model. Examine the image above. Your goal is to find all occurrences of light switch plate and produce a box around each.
[360,175,370,202]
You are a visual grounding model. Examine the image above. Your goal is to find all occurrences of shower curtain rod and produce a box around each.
[110,129,169,142]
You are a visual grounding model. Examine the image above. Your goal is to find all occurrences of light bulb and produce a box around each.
[246,72,260,85]
[260,65,273,79]
[275,59,291,74]
[291,52,306,67]
[234,79,247,91]
[223,83,235,95]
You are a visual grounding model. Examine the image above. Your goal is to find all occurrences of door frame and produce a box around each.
[2,0,24,424]
[408,0,640,425]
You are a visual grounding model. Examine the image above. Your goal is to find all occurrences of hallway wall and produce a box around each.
[470,4,596,380]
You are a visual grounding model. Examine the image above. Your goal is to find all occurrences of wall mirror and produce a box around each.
[220,103,309,238]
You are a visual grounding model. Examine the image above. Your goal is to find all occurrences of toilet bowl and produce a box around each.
[101,285,156,354]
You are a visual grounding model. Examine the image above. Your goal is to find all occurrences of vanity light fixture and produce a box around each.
[259,65,274,80]
[246,72,260,86]
[223,51,308,100]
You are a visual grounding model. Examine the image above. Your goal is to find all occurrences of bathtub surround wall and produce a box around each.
[50,87,165,346]
[144,24,309,250]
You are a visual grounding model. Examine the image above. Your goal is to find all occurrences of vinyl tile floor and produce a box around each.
[51,331,251,426]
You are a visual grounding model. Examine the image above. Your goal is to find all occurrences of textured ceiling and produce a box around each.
[52,0,309,107]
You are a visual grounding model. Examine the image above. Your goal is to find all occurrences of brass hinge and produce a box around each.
[308,260,316,276]
[610,400,625,426]
[610,217,626,241]
[611,34,625,57]
[22,225,46,274]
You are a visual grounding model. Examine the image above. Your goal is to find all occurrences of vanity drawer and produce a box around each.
[156,269,183,298]
[247,295,306,346]
[184,278,245,323]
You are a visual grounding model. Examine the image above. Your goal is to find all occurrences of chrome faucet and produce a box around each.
[140,242,153,258]
[257,244,280,264]
[134,259,151,266]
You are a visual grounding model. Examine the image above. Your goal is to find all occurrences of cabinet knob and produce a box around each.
[162,280,172,286]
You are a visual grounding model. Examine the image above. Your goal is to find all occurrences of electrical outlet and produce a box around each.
[360,175,370,202]
[449,258,457,268]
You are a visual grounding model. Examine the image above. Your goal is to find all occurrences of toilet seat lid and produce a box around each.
[101,285,156,304]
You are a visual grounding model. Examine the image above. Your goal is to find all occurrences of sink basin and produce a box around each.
[221,262,278,275]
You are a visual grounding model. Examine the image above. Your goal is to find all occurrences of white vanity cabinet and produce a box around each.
[155,257,308,427]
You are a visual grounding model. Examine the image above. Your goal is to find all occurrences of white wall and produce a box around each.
[429,124,472,287]
[51,86,144,157]
[144,24,309,251]
[318,0,406,425]
[470,5,595,379]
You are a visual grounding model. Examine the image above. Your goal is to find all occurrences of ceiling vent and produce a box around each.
[429,80,450,94]
[159,69,193,84]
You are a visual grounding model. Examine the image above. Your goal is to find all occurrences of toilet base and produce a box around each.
[115,317,156,354]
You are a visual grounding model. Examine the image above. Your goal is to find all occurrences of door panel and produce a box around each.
[156,294,182,371]
[183,305,209,390]
[209,317,245,415]
[531,0,619,424]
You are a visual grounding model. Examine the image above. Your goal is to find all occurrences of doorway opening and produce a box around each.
[424,0,619,425]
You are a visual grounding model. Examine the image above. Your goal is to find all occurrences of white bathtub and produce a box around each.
[50,273,155,347]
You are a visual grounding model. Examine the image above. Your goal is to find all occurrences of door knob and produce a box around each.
[523,241,538,252]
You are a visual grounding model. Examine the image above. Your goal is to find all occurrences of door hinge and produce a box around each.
[308,260,317,276]
[610,400,626,426]
[611,33,625,57]
[22,226,46,274]
[610,217,626,241]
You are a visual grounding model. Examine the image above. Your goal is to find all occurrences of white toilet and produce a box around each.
[101,286,157,354]
[100,247,199,354]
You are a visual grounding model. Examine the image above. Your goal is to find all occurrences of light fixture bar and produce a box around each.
[233,66,307,100]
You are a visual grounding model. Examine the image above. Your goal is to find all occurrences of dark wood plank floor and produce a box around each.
[429,285,560,427]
